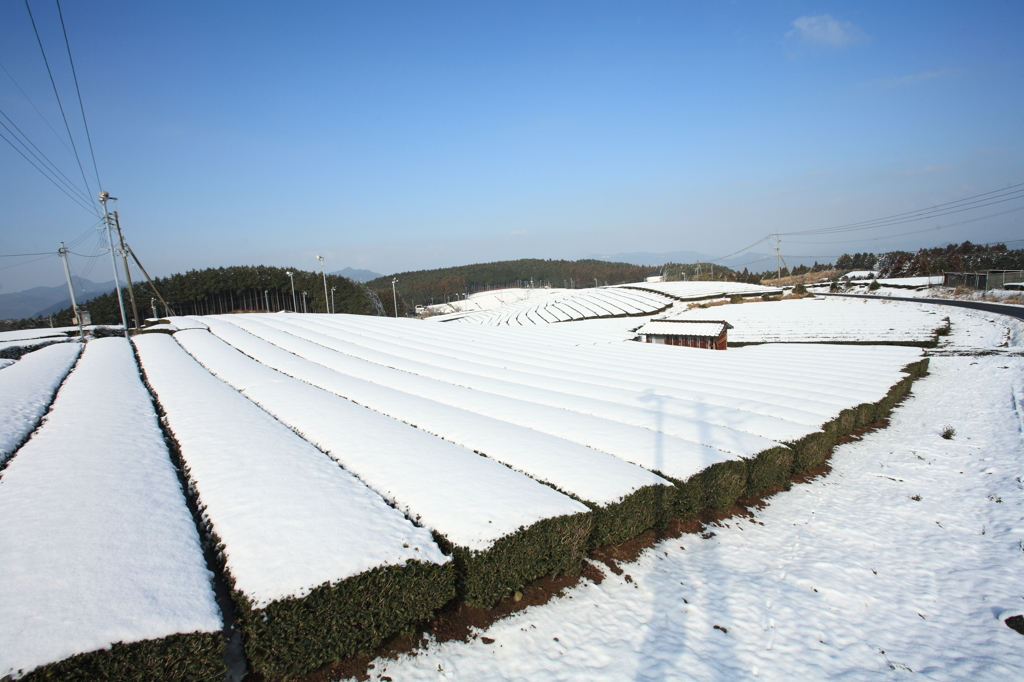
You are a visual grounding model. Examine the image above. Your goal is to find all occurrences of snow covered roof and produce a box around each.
[636,320,732,337]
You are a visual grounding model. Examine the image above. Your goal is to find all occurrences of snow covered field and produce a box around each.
[442,286,674,325]
[667,297,948,345]
[0,339,222,679]
[617,281,782,300]
[347,305,1024,682]
[2,297,1018,679]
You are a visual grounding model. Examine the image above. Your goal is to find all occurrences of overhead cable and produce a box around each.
[23,0,98,215]
[55,0,102,191]
[0,128,97,213]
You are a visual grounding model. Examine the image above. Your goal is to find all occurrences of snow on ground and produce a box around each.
[0,342,81,464]
[617,281,782,300]
[0,328,71,343]
[308,314,920,428]
[665,296,946,344]
[360,308,1024,682]
[218,314,742,481]
[0,358,12,370]
[425,287,570,318]
[0,338,222,678]
[168,324,588,553]
[191,319,668,508]
[443,287,673,326]
[134,334,448,607]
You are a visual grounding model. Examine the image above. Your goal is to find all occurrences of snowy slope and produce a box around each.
[192,320,668,507]
[445,287,673,326]
[288,314,920,426]
[216,315,745,482]
[169,327,588,552]
[0,338,221,678]
[665,297,944,344]
[0,342,82,464]
[133,334,448,607]
[363,324,1024,682]
[617,281,782,300]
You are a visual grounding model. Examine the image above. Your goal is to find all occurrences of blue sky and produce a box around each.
[1,1,1022,291]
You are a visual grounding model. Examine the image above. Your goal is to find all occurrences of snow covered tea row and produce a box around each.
[616,281,782,300]
[0,339,222,680]
[443,286,673,325]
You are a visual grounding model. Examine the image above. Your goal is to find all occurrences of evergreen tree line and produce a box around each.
[25,265,377,329]
[365,259,664,307]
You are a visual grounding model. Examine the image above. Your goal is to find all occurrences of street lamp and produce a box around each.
[286,271,296,312]
[330,286,336,315]
[316,255,329,314]
[391,277,399,318]
[302,291,308,314]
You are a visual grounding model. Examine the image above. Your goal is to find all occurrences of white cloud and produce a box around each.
[787,14,865,49]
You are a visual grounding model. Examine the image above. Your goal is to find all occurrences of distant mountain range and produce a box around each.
[330,267,383,283]
[589,250,824,270]
[0,279,115,320]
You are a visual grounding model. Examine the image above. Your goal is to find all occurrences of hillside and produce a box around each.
[364,259,664,307]
[16,265,378,329]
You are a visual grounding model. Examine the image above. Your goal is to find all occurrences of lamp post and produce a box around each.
[391,278,399,318]
[302,292,308,314]
[264,290,270,313]
[316,255,329,314]
[286,271,296,312]
[330,286,336,315]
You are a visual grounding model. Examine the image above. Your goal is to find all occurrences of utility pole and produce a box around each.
[112,208,140,329]
[302,292,308,314]
[391,278,399,318]
[775,235,781,285]
[330,286,336,315]
[316,256,329,314]
[264,290,269,313]
[59,242,85,340]
[98,192,128,337]
[286,271,296,312]
[125,243,175,317]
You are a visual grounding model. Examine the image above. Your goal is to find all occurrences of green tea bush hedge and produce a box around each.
[455,512,593,609]
[237,560,456,680]
[6,632,224,682]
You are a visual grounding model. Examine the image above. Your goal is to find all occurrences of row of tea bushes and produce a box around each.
[0,342,81,465]
[195,319,671,547]
[134,334,457,680]
[0,339,224,681]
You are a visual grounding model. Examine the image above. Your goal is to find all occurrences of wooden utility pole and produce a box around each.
[112,210,140,328]
[59,242,85,340]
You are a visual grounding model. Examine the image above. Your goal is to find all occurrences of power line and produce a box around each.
[0,251,56,257]
[23,0,98,215]
[0,60,76,159]
[55,0,101,192]
[0,127,97,213]
[0,108,94,205]
[0,253,56,272]
[778,184,1024,236]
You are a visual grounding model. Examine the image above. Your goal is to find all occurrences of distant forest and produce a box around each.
[5,242,1020,331]
[16,265,378,329]
[365,259,665,307]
